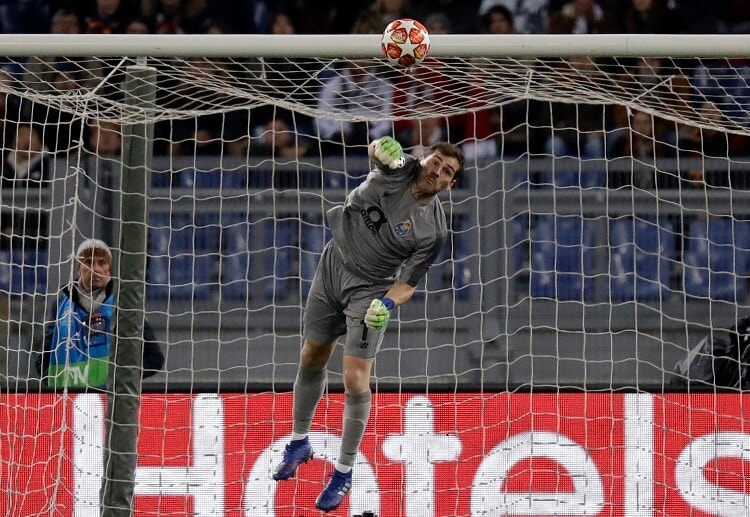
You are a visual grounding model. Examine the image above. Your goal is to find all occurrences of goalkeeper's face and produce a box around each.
[77,249,112,294]
[414,150,459,196]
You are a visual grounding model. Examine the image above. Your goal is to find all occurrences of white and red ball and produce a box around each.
[381,18,430,68]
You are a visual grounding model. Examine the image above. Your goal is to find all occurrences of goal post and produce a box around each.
[100,62,156,517]
[1,33,750,516]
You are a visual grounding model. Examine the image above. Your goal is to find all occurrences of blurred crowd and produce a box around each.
[0,0,745,163]
[0,0,747,37]
[1,0,750,250]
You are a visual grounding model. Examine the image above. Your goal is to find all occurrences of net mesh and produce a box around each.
[2,48,750,516]
[12,55,750,130]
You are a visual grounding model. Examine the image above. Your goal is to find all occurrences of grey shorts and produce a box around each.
[303,242,391,360]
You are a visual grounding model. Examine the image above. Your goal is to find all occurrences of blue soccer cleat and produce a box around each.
[272,437,313,481]
[315,468,352,512]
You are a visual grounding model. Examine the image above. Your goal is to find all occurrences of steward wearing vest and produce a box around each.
[36,239,164,388]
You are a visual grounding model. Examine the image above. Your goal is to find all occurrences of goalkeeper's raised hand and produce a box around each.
[372,136,404,169]
[364,297,395,330]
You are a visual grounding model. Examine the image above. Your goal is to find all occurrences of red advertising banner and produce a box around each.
[1,393,749,516]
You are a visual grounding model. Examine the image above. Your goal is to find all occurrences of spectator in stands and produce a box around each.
[609,109,675,189]
[280,0,360,34]
[0,121,48,250]
[51,6,83,34]
[203,0,273,33]
[423,11,452,34]
[83,0,132,34]
[313,1,405,155]
[248,114,321,301]
[201,17,231,35]
[717,0,750,34]
[272,136,464,512]
[672,100,733,189]
[35,239,164,388]
[605,56,675,160]
[166,57,247,156]
[151,9,249,156]
[607,0,684,34]
[24,9,83,93]
[529,57,608,187]
[398,101,446,156]
[269,10,295,35]
[411,0,481,33]
[480,4,516,34]
[87,119,122,157]
[314,59,394,155]
[31,63,85,156]
[249,115,312,161]
[391,61,444,147]
[125,16,151,34]
[170,113,226,156]
[141,0,206,34]
[239,8,317,94]
[548,0,605,34]
[0,0,50,33]
[80,1,139,96]
[453,4,519,162]
[0,69,23,145]
[1,123,49,188]
[351,0,411,35]
[477,0,549,34]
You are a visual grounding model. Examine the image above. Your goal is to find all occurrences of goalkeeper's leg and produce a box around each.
[316,354,373,511]
[337,355,374,471]
[291,365,327,437]
[334,314,384,472]
[273,340,333,481]
[292,339,336,436]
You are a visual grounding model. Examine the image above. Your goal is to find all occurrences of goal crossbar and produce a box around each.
[0,33,748,58]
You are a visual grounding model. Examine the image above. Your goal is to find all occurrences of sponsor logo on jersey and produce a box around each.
[394,220,412,236]
[360,206,387,233]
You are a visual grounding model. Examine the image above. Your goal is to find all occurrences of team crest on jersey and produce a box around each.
[394,220,412,236]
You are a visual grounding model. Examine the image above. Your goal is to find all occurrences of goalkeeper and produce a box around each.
[273,136,464,511]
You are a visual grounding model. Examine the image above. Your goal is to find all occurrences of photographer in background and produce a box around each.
[672,317,750,390]
[35,239,164,389]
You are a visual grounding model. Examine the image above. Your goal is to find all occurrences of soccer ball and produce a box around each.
[381,18,430,68]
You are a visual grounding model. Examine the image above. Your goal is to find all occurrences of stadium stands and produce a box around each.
[609,217,675,302]
[530,214,596,301]
[683,217,750,301]
[0,248,47,296]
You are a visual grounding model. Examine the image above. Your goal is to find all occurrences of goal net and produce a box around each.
[2,33,750,516]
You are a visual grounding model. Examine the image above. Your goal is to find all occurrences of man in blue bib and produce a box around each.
[36,239,164,388]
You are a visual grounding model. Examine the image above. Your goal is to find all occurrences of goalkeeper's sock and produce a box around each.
[337,391,372,468]
[292,366,327,436]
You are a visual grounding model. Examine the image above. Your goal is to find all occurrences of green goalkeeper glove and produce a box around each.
[364,297,395,330]
[373,137,404,169]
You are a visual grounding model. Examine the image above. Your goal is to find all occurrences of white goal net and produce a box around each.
[1,34,750,516]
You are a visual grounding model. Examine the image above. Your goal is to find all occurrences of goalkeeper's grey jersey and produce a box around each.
[326,154,447,287]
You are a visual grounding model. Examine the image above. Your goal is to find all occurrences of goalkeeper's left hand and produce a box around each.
[364,297,395,330]
[372,137,404,169]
